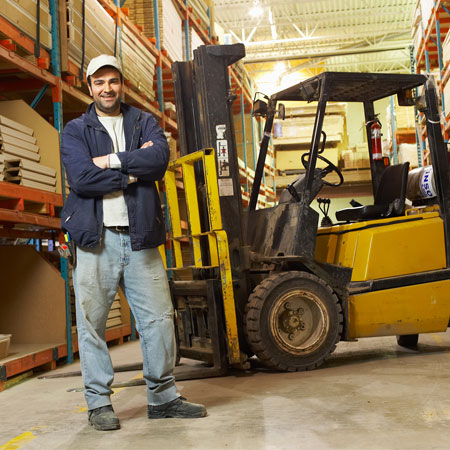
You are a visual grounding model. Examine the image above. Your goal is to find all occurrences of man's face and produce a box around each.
[88,66,123,116]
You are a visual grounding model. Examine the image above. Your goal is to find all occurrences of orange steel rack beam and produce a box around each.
[0,16,50,61]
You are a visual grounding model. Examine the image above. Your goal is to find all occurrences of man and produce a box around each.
[60,54,206,431]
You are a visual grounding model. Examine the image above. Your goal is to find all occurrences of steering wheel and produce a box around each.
[301,153,344,187]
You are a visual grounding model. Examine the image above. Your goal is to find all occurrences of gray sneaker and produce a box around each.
[148,396,207,419]
[88,405,120,431]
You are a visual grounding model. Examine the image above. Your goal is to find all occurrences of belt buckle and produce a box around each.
[114,226,129,232]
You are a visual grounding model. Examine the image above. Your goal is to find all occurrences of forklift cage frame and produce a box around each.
[164,148,241,364]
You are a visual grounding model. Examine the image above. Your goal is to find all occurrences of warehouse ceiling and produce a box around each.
[213,0,417,89]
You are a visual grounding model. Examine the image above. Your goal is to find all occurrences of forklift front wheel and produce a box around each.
[244,271,343,372]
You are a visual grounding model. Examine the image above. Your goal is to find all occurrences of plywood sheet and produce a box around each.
[5,167,56,186]
[0,116,34,136]
[0,0,52,50]
[0,134,39,153]
[2,144,40,162]
[0,100,61,194]
[5,158,56,177]
[0,125,37,145]
[15,178,57,191]
[276,148,339,171]
[0,246,66,345]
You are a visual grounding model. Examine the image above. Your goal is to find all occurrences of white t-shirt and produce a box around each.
[98,115,129,227]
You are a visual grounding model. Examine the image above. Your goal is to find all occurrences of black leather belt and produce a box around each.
[107,226,129,232]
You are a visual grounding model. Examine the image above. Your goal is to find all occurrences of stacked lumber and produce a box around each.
[127,0,158,36]
[0,115,57,192]
[121,24,157,101]
[190,0,210,30]
[127,0,183,62]
[67,0,115,66]
[0,0,52,50]
[106,294,122,329]
[66,0,156,101]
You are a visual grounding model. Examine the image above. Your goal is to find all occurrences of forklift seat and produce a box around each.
[335,162,410,222]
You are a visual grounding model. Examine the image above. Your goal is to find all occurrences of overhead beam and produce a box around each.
[244,44,410,64]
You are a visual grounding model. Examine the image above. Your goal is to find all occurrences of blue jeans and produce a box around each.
[73,228,178,410]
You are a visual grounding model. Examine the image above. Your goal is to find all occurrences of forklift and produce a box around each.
[167,43,450,374]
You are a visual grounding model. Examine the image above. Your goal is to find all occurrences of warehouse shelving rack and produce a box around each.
[414,0,450,165]
[0,0,184,389]
[0,0,273,389]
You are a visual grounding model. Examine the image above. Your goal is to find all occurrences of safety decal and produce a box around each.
[217,140,230,177]
[218,178,234,197]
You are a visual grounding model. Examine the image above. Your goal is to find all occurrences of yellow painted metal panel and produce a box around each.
[352,215,446,281]
[316,211,446,281]
[208,234,219,266]
[348,279,450,338]
[181,162,202,268]
[216,230,241,364]
[158,244,167,268]
[164,169,183,267]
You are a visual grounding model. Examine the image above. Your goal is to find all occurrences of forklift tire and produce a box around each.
[396,334,419,349]
[244,271,343,372]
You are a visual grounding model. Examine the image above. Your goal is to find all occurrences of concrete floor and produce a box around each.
[2,333,450,450]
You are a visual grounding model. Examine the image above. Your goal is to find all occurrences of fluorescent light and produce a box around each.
[249,4,263,18]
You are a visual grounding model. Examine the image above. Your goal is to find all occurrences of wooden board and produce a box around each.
[0,100,61,194]
[2,143,40,162]
[0,115,34,136]
[5,158,56,177]
[0,246,66,345]
[7,178,57,192]
[5,168,57,186]
[276,148,339,171]
[67,0,115,64]
[0,134,39,153]
[66,0,156,101]
[127,0,183,62]
[0,0,52,50]
[0,125,37,145]
[59,0,69,72]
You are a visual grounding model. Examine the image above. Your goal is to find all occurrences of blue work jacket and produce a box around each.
[60,102,169,250]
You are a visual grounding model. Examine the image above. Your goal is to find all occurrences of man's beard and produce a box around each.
[95,95,121,114]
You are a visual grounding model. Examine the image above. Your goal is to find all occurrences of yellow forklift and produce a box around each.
[168,43,450,375]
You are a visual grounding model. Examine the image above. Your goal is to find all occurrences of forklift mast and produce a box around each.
[172,45,246,264]
[171,44,251,335]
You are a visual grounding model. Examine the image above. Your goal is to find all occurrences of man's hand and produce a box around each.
[141,140,153,148]
[92,155,109,169]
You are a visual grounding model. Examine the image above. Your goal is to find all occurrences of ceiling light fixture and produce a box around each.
[249,1,263,18]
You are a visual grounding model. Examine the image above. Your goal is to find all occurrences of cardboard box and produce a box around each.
[398,143,420,167]
[0,334,11,359]
[276,148,339,171]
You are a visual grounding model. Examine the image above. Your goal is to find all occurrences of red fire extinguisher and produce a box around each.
[370,118,382,160]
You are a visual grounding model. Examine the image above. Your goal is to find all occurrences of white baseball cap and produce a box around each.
[86,54,122,78]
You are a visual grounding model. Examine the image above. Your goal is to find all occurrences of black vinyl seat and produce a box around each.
[335,162,410,222]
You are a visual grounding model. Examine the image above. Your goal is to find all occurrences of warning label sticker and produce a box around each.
[216,124,226,139]
[217,139,230,176]
[218,178,234,196]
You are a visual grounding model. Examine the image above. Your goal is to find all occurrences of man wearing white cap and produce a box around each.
[60,54,206,431]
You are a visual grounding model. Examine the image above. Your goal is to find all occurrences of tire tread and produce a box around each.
[244,271,343,372]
